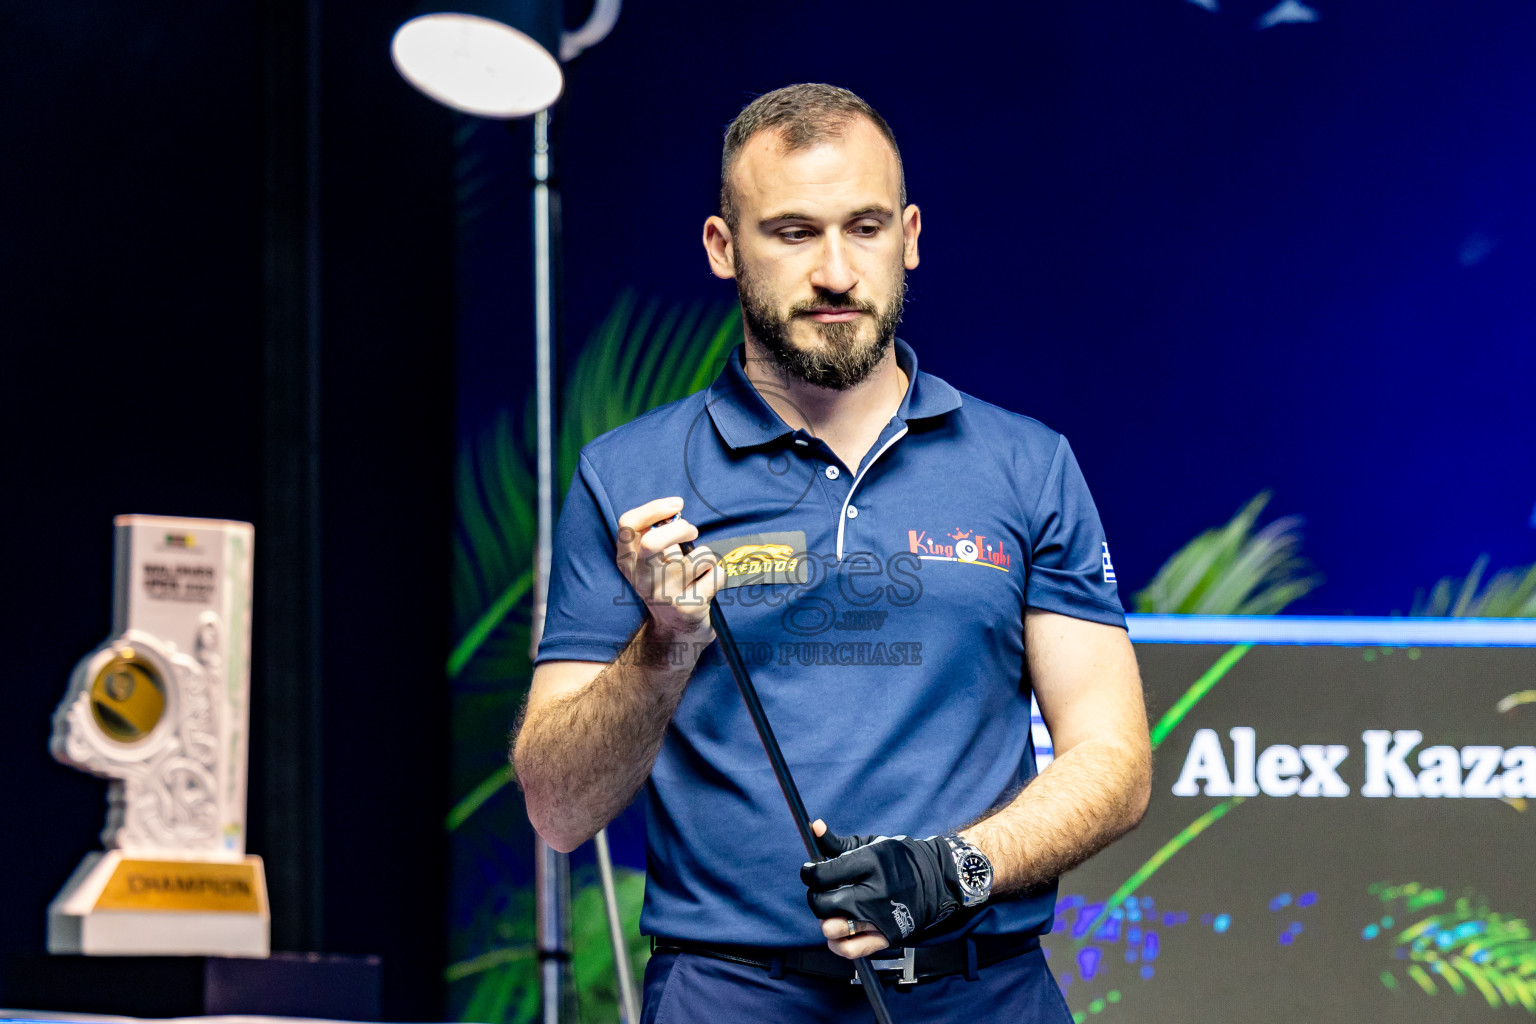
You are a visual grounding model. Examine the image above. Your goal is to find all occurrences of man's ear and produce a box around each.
[901,204,921,270]
[703,216,736,280]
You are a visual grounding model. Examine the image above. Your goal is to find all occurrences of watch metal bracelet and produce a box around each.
[941,833,993,908]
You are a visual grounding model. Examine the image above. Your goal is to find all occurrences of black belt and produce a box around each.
[651,932,1040,986]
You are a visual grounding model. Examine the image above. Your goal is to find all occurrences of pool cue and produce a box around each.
[679,538,896,1024]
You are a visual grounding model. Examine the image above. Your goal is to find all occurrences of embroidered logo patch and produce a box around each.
[707,530,809,589]
[890,900,915,939]
[905,527,1012,572]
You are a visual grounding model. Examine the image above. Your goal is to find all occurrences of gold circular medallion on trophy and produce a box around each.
[89,650,166,743]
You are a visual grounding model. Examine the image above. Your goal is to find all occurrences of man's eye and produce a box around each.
[852,224,880,236]
[781,229,812,242]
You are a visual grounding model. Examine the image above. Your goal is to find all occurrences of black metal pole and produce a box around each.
[680,541,895,1024]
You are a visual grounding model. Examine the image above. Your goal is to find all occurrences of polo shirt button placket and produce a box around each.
[834,425,909,561]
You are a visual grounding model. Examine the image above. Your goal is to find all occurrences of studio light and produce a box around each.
[390,1,563,118]
[391,2,628,1021]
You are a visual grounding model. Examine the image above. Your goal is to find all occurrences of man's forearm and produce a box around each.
[959,733,1151,895]
[513,619,710,852]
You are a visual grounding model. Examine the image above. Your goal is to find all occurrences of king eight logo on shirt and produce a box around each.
[905,527,1012,572]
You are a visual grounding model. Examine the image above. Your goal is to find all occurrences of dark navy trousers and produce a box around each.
[640,945,1074,1023]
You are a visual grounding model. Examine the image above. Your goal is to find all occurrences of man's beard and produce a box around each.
[735,254,906,391]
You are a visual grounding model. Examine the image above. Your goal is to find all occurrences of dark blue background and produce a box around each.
[5,0,1534,1017]
[461,0,1536,617]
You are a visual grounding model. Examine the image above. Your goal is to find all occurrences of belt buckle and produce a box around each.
[851,947,917,986]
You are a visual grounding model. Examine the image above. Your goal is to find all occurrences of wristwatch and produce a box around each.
[940,834,993,907]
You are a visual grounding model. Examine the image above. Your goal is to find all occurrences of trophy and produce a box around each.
[48,515,268,956]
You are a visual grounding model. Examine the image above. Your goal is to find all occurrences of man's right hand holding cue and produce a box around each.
[514,496,720,854]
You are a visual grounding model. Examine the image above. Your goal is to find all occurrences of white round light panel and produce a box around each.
[392,13,563,118]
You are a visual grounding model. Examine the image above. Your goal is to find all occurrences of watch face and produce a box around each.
[958,851,992,894]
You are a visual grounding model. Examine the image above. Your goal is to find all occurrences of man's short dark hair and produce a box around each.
[720,83,906,231]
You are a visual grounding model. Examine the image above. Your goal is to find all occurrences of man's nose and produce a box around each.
[809,234,858,295]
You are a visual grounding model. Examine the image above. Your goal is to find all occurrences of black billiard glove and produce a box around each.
[800,828,960,946]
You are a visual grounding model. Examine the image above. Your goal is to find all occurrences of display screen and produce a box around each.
[1041,641,1536,1023]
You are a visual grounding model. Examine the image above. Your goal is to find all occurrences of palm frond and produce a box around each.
[571,868,650,1024]
[446,869,648,1024]
[450,409,537,681]
[1375,882,1536,1011]
[448,876,540,1023]
[556,291,741,495]
[1411,557,1536,617]
[1134,491,1322,614]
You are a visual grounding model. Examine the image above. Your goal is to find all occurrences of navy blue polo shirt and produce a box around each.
[535,338,1124,946]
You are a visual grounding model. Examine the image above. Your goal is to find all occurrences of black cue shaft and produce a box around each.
[678,539,896,1024]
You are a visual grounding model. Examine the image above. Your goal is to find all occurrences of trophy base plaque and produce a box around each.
[48,851,270,957]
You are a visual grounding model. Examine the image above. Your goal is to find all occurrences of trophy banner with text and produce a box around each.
[1042,642,1536,1024]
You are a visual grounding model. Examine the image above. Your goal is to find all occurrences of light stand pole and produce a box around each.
[528,105,571,1024]
[392,3,631,1022]
[528,98,634,1024]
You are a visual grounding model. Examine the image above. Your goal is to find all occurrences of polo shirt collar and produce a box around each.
[894,338,964,422]
[705,337,963,451]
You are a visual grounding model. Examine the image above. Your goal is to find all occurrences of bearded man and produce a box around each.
[514,83,1151,1022]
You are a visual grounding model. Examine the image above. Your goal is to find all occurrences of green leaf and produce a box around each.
[460,957,528,1024]
[570,868,651,1024]
[451,410,537,677]
[1134,492,1321,614]
[446,764,515,832]
[448,570,533,679]
[554,292,740,497]
[446,943,535,984]
[449,878,538,1023]
[1411,557,1536,617]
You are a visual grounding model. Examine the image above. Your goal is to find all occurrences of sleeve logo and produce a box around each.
[1102,542,1117,583]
